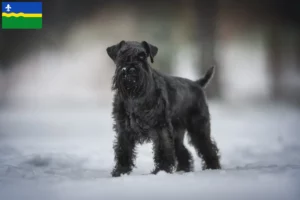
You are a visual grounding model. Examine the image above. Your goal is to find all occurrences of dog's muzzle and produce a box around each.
[122,66,136,74]
[121,66,138,83]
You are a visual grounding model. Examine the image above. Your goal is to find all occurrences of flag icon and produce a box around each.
[2,2,42,29]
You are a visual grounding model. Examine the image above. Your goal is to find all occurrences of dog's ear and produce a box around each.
[141,41,158,63]
[106,40,125,61]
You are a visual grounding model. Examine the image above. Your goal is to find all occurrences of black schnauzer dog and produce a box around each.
[106,40,221,177]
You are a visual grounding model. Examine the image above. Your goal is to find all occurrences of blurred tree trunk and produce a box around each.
[267,24,282,101]
[297,35,300,71]
[295,31,300,106]
[195,0,221,99]
[135,1,176,73]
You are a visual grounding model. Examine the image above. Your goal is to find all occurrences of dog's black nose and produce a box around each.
[128,67,136,74]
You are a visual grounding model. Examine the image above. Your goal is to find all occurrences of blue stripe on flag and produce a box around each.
[2,2,42,14]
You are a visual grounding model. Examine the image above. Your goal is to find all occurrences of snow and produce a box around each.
[0,102,300,200]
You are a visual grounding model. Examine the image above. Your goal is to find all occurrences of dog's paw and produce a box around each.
[111,166,132,177]
[150,167,160,175]
[111,170,121,177]
[151,166,174,175]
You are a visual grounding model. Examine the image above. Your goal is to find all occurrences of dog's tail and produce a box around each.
[195,66,215,88]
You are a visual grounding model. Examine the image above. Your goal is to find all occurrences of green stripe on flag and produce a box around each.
[2,17,42,29]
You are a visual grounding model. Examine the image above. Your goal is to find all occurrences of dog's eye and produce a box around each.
[138,53,146,60]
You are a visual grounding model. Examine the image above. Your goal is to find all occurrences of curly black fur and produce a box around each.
[106,40,221,177]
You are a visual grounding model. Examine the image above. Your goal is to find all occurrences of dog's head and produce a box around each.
[106,40,158,97]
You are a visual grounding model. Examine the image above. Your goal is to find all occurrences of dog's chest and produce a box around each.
[125,99,164,133]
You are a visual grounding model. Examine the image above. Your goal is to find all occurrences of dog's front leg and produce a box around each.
[151,127,176,174]
[112,131,137,177]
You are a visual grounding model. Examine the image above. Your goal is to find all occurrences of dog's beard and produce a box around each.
[112,66,149,98]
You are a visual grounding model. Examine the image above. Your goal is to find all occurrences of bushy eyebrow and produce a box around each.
[119,48,145,60]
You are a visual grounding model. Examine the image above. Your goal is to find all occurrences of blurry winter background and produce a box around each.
[0,0,300,199]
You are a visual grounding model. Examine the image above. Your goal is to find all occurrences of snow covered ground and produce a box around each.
[0,102,300,200]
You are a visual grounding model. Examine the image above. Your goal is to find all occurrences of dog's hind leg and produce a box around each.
[174,129,194,172]
[187,111,221,170]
